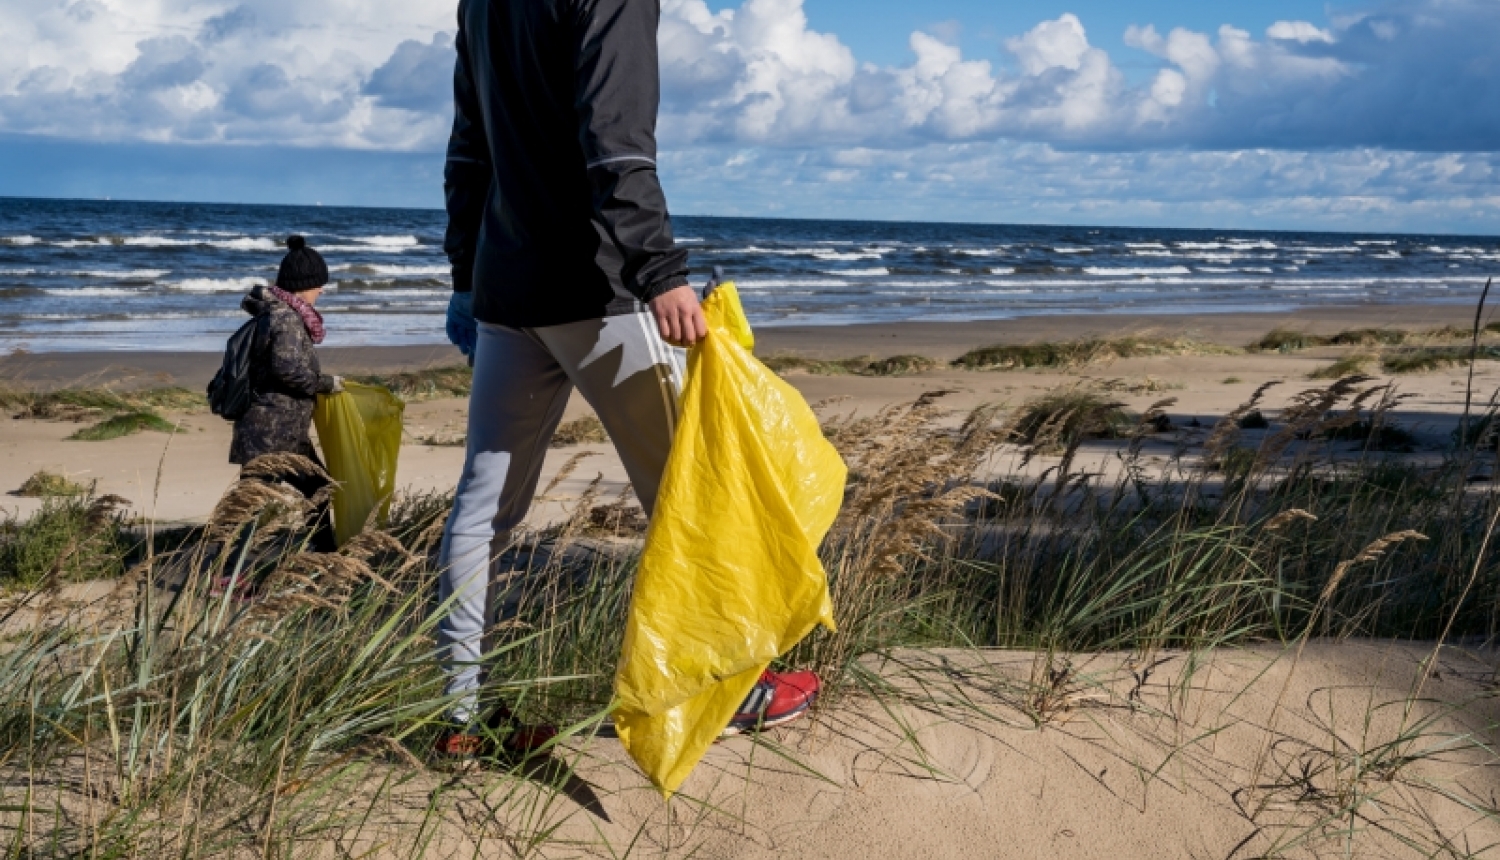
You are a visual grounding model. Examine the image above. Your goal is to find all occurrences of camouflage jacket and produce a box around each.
[229,286,336,465]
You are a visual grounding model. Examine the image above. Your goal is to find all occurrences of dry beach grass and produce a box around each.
[5,303,1500,855]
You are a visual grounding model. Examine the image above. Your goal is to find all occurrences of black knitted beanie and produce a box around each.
[276,235,329,292]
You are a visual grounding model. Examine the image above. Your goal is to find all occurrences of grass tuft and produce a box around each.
[350,364,473,401]
[761,354,939,376]
[952,337,1231,371]
[550,415,609,447]
[1007,388,1132,451]
[0,386,204,421]
[15,470,89,498]
[1309,353,1376,379]
[67,410,177,441]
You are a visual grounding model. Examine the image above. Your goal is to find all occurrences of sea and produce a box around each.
[2,197,1497,353]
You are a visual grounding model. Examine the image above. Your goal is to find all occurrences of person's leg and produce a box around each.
[437,322,572,725]
[531,311,685,516]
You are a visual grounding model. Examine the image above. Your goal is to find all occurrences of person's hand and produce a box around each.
[649,285,707,347]
[446,291,478,357]
[330,375,345,393]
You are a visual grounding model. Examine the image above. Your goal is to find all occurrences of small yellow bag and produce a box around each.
[614,282,846,795]
[313,382,405,547]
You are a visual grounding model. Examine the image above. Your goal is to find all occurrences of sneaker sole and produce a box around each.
[720,692,817,737]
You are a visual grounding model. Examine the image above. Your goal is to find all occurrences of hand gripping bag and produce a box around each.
[313,382,405,547]
[614,282,846,795]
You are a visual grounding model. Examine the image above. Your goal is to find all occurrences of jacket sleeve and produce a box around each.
[265,315,333,398]
[573,0,690,301]
[444,0,491,295]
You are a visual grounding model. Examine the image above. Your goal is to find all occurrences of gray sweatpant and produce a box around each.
[437,313,685,722]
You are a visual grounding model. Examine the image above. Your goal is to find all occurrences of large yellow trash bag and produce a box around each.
[614,282,846,795]
[313,382,405,547]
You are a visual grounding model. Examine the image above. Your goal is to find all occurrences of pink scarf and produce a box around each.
[270,285,326,345]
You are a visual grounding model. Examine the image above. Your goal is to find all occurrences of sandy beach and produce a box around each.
[2,301,1495,524]
[7,302,1500,856]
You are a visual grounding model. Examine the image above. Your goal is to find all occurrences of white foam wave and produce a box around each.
[1355,240,1396,246]
[736,279,849,288]
[677,237,705,243]
[1175,241,1278,251]
[1,236,40,246]
[122,235,191,247]
[1241,267,1275,274]
[1052,246,1092,254]
[828,267,890,277]
[338,264,451,276]
[72,269,170,279]
[210,237,281,252]
[315,244,422,254]
[168,277,263,293]
[335,288,445,298]
[955,249,1002,256]
[354,235,421,248]
[1298,246,1360,253]
[1084,266,1192,276]
[0,268,36,275]
[1132,250,1176,257]
[1126,243,1168,250]
[813,250,883,262]
[989,267,1016,275]
[43,287,141,297]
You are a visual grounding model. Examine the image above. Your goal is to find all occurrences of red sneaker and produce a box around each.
[432,705,559,764]
[722,670,820,736]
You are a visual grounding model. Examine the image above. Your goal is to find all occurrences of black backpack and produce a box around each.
[208,314,266,420]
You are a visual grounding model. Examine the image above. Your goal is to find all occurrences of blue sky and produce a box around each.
[0,0,1497,233]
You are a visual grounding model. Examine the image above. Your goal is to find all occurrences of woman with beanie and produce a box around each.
[227,235,344,551]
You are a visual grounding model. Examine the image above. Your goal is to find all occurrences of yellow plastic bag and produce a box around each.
[614,282,846,795]
[313,382,405,547]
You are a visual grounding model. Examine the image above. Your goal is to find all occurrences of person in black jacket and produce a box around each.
[435,0,820,762]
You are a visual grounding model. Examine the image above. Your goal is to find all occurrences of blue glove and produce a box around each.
[446,291,477,358]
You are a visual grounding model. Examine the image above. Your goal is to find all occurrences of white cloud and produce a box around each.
[1267,21,1335,43]
[0,0,1496,229]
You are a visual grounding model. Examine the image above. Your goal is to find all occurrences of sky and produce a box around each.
[0,0,1498,233]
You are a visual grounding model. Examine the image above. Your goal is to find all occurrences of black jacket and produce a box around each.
[229,287,336,465]
[445,0,691,328]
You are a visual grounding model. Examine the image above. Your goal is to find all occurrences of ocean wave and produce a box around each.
[353,235,421,248]
[1,236,40,246]
[955,249,1003,256]
[334,287,446,298]
[1125,243,1168,250]
[71,269,171,279]
[0,268,36,276]
[989,267,1016,275]
[829,267,890,277]
[121,235,191,247]
[1131,250,1176,257]
[1298,246,1361,253]
[43,287,143,297]
[736,279,850,288]
[676,237,704,243]
[167,277,264,293]
[813,250,884,261]
[1084,266,1192,276]
[1051,246,1092,254]
[1175,241,1278,251]
[338,264,451,276]
[314,244,423,254]
[1355,240,1396,246]
[210,237,282,252]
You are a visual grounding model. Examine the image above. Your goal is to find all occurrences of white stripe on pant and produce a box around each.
[436,312,684,723]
